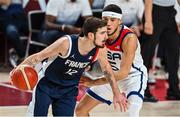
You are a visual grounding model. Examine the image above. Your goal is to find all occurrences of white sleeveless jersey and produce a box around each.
[106,25,147,77]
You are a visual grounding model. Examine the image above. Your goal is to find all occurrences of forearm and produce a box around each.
[45,21,65,31]
[0,0,11,5]
[45,21,81,34]
[144,0,153,23]
[19,53,44,67]
[97,48,120,93]
[103,69,120,94]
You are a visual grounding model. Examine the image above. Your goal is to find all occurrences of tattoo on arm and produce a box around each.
[103,71,113,87]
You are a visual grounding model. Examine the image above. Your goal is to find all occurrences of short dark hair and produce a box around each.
[103,4,122,14]
[82,17,107,36]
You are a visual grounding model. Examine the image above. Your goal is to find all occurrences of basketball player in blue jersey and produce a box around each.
[76,4,148,117]
[14,17,127,116]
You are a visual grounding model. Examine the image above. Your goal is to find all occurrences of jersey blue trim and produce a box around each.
[127,91,144,100]
[126,64,144,101]
[87,89,112,105]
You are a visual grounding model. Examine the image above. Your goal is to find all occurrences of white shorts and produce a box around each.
[87,69,148,105]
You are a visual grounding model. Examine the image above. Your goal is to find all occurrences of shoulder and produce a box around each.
[122,26,137,39]
[55,36,71,56]
[56,35,71,47]
[121,32,138,51]
[123,33,138,44]
[125,32,137,40]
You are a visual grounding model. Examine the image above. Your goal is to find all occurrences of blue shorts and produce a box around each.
[27,78,78,116]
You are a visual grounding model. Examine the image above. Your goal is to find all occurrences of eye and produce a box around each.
[111,18,116,22]
[103,18,108,21]
[101,31,106,34]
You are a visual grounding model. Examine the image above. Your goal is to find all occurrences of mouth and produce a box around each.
[107,28,111,31]
[107,28,111,33]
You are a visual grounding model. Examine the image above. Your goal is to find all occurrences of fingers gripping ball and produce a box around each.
[10,65,38,91]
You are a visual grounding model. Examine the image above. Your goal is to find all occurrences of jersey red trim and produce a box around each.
[91,48,99,63]
[106,26,133,52]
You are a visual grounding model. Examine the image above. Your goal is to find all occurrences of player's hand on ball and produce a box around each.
[10,64,38,91]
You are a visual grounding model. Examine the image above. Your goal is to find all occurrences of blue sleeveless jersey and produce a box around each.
[40,35,98,87]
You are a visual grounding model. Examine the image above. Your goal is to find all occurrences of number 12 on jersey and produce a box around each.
[65,69,78,75]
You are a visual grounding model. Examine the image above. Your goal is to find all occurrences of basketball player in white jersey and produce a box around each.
[75,4,148,117]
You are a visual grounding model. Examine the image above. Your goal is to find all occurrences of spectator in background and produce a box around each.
[156,0,180,69]
[6,0,49,67]
[40,0,92,45]
[141,0,180,100]
[5,0,28,67]
[104,0,144,37]
[175,0,180,34]
[88,0,105,19]
[104,0,144,26]
[178,0,180,5]
[23,0,48,16]
[0,0,10,31]
[89,0,105,9]
[0,0,10,5]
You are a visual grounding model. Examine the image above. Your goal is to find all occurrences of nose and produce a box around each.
[107,19,111,26]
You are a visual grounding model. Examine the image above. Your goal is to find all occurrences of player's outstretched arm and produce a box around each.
[97,47,128,112]
[18,36,70,67]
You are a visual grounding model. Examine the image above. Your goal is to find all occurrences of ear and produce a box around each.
[87,32,94,40]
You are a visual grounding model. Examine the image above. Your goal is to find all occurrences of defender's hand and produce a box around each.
[113,92,128,112]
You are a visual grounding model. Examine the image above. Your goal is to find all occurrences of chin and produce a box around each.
[107,32,111,35]
[108,32,114,36]
[107,30,112,34]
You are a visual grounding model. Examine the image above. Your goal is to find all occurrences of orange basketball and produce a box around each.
[10,65,38,91]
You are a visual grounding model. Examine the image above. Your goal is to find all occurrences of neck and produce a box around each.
[78,37,95,55]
